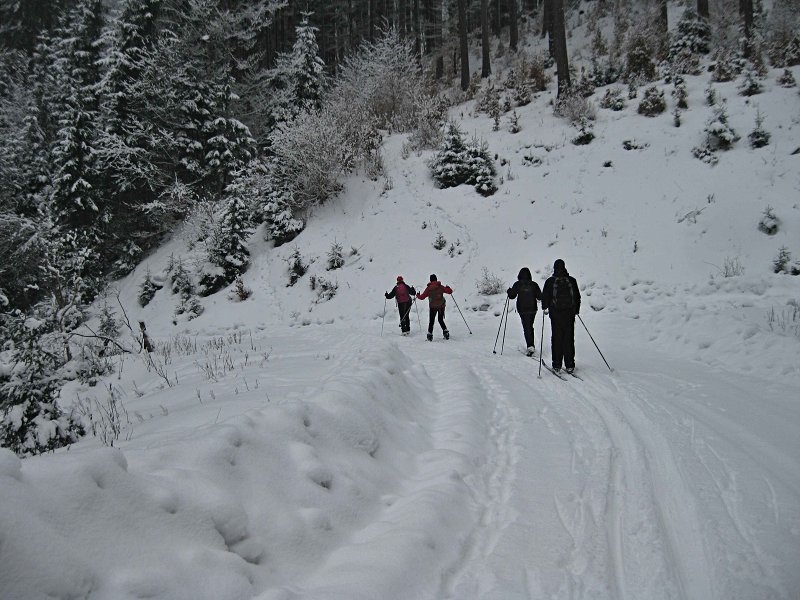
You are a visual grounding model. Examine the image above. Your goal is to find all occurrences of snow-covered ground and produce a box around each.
[2,56,800,599]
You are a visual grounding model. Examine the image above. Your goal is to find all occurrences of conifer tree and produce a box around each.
[0,308,84,456]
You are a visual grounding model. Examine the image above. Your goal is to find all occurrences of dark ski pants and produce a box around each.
[397,301,413,333]
[550,311,575,369]
[428,306,447,334]
[519,311,537,349]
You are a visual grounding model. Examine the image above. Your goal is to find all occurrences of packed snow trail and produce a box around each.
[344,314,800,600]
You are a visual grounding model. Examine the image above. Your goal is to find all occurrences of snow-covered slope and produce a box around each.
[2,55,799,599]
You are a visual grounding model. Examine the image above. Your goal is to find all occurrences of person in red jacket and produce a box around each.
[385,276,416,335]
[416,274,453,341]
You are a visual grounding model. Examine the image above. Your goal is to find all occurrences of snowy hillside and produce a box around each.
[2,38,800,600]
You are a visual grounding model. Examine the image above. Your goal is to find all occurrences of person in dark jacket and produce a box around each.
[385,276,416,335]
[416,274,453,341]
[541,259,581,373]
[507,267,542,356]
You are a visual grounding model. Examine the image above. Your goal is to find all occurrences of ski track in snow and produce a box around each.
[379,325,798,600]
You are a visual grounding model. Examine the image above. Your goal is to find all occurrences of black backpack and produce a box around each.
[551,276,574,310]
[517,281,537,310]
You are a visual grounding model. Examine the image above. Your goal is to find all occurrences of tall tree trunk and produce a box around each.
[481,0,491,77]
[399,0,407,36]
[552,0,570,95]
[542,0,555,57]
[509,0,518,51]
[740,0,753,56]
[413,0,422,58]
[458,0,470,89]
[492,0,502,36]
[697,0,709,19]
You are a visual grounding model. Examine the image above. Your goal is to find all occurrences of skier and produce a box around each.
[541,259,581,374]
[416,274,453,341]
[507,267,542,356]
[385,276,416,336]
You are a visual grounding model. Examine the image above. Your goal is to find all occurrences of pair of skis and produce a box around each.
[539,361,582,381]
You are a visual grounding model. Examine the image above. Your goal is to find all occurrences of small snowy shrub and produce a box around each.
[701,105,740,151]
[721,256,745,277]
[748,111,771,148]
[464,139,498,197]
[229,276,252,301]
[673,106,682,127]
[475,267,504,295]
[313,277,338,302]
[571,118,595,145]
[766,303,800,338]
[286,246,307,286]
[738,63,763,96]
[138,270,162,307]
[758,206,780,235]
[554,91,597,122]
[777,68,797,87]
[637,86,666,116]
[773,246,791,273]
[526,52,551,92]
[672,78,688,109]
[599,87,625,110]
[705,82,717,106]
[508,110,521,133]
[97,300,121,340]
[326,242,345,270]
[433,231,447,250]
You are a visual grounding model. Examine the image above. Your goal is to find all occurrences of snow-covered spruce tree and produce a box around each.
[673,78,688,109]
[693,104,740,164]
[464,140,497,196]
[758,206,780,235]
[599,88,626,111]
[703,105,740,150]
[0,309,84,457]
[748,110,771,148]
[624,30,656,83]
[773,246,791,273]
[638,86,667,116]
[137,269,162,307]
[431,122,471,189]
[47,0,105,238]
[738,63,763,96]
[668,8,711,62]
[326,242,344,271]
[199,192,253,296]
[266,12,326,128]
[170,258,203,320]
[777,69,796,87]
[264,186,304,246]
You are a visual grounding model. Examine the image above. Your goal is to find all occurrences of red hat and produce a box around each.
[396,275,404,282]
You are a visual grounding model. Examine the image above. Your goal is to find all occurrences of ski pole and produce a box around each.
[493,297,509,354]
[578,315,614,372]
[500,301,510,355]
[413,296,422,332]
[538,312,547,378]
[381,296,387,337]
[451,296,472,334]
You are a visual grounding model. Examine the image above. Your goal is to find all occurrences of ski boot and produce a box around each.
[426,332,433,342]
[443,330,450,340]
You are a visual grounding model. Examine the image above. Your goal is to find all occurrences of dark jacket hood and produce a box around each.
[553,259,569,277]
[518,267,532,281]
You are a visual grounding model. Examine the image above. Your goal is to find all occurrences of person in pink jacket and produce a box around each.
[416,274,453,341]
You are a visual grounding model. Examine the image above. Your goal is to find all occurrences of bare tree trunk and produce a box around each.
[697,0,709,19]
[509,0,518,51]
[552,0,570,95]
[492,0,502,36]
[413,0,422,58]
[399,0,407,36]
[740,0,753,56]
[481,0,491,77]
[458,0,470,89]
[542,0,555,57]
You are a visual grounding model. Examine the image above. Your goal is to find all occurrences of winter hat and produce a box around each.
[397,275,404,282]
[430,274,438,282]
[553,259,566,272]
